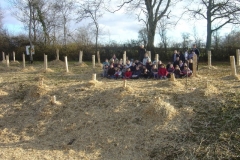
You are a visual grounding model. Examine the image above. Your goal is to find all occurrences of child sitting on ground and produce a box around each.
[107,64,116,79]
[167,64,175,78]
[158,64,168,79]
[132,66,141,79]
[179,60,184,71]
[166,62,171,70]
[151,64,158,79]
[114,68,122,79]
[124,68,132,79]
[173,65,182,78]
[146,60,153,73]
[130,62,136,72]
[141,68,150,79]
[182,64,192,77]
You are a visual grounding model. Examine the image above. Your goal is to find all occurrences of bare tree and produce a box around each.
[158,17,171,54]
[0,5,3,30]
[181,32,191,49]
[8,0,38,62]
[186,0,240,51]
[53,0,75,46]
[222,30,240,48]
[77,0,104,53]
[8,0,50,45]
[33,0,49,45]
[212,29,221,50]
[75,26,94,46]
[138,27,148,47]
[108,0,180,53]
[192,25,202,48]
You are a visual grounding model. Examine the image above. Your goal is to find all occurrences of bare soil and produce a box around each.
[0,61,239,159]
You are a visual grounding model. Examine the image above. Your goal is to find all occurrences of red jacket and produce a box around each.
[125,71,132,78]
[158,67,168,76]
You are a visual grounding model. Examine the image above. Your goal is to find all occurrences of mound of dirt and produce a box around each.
[10,61,20,64]
[142,97,176,122]
[25,84,50,100]
[158,80,185,89]
[204,84,221,96]
[49,60,65,66]
[22,66,36,72]
[40,68,55,73]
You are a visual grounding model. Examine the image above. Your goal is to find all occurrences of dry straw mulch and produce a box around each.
[0,62,239,159]
[74,62,88,67]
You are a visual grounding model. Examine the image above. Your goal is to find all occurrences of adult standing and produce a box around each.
[192,44,200,58]
[110,54,118,62]
[179,51,185,63]
[172,50,178,63]
[138,44,146,63]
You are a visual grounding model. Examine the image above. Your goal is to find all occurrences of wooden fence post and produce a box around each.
[92,55,95,68]
[79,51,83,63]
[6,55,9,67]
[56,49,59,60]
[44,54,48,71]
[22,53,25,68]
[170,73,175,81]
[208,51,211,67]
[230,56,237,76]
[92,73,96,81]
[13,51,15,62]
[51,95,56,104]
[147,51,151,61]
[193,54,197,77]
[2,52,5,61]
[65,56,69,72]
[123,79,127,88]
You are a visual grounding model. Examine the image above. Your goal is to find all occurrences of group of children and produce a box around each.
[102,53,193,80]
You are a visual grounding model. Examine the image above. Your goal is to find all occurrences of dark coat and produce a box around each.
[192,48,200,58]
[108,68,115,76]
[139,48,146,62]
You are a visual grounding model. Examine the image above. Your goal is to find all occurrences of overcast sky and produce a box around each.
[0,0,234,46]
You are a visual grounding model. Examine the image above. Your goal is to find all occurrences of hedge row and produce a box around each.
[1,44,238,62]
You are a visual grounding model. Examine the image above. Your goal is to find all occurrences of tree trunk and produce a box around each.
[32,9,37,43]
[147,18,157,55]
[36,4,49,45]
[63,16,67,46]
[96,27,98,54]
[206,0,212,51]
[206,20,212,51]
[29,0,33,63]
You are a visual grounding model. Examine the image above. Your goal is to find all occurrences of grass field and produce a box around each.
[0,60,239,159]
